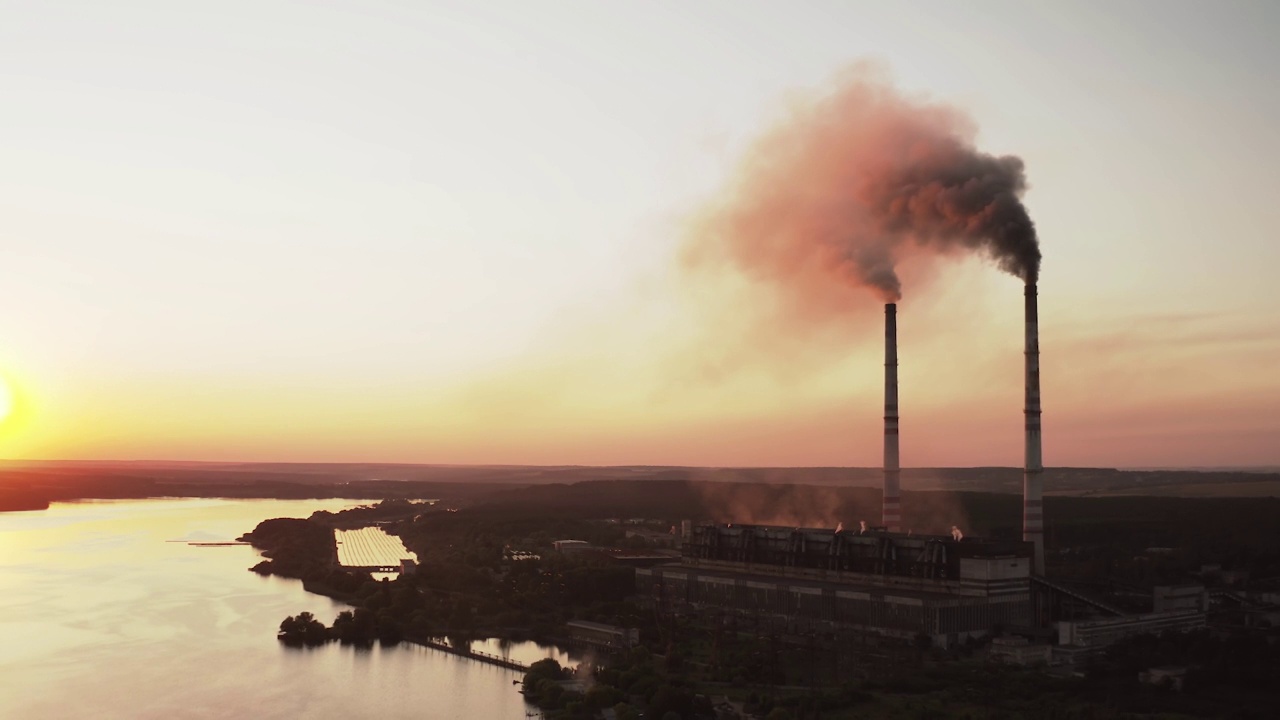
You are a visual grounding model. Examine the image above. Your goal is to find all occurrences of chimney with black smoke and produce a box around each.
[883,303,901,532]
[680,66,1048,552]
[682,65,1043,318]
[1024,282,1044,574]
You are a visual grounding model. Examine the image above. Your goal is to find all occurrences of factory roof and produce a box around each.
[643,563,1019,603]
[566,619,631,633]
[692,523,1032,556]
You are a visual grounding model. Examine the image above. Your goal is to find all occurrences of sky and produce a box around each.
[2,0,1278,468]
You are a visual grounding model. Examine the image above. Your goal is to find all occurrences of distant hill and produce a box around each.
[2,461,1278,510]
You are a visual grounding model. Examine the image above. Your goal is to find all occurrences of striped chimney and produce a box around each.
[1023,282,1045,574]
[883,303,901,532]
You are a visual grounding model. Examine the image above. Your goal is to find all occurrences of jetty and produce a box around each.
[409,637,529,672]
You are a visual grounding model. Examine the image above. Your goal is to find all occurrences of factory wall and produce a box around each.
[1057,610,1207,648]
[638,565,1032,648]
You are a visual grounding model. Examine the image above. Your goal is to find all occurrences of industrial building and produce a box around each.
[633,293,1044,649]
[638,523,1035,648]
[632,283,1207,653]
[565,620,640,649]
[989,635,1053,665]
[1057,610,1207,648]
[553,539,593,555]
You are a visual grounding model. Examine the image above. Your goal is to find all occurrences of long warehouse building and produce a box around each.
[637,523,1035,648]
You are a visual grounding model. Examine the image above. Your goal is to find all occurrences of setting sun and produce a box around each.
[0,375,12,424]
[2,3,1280,719]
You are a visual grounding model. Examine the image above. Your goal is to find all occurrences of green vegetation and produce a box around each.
[1080,629,1280,718]
[521,650,711,720]
[481,480,1280,583]
[390,508,640,636]
[277,611,329,647]
[277,607,404,647]
[516,642,1280,720]
[244,502,647,651]
[308,498,432,528]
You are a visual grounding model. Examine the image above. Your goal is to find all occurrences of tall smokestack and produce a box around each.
[1023,282,1044,574]
[883,303,901,532]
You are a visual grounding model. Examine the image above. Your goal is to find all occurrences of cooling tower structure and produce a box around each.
[1023,283,1045,574]
[882,303,901,532]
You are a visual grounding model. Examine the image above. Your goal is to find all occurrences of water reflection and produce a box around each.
[468,636,591,669]
[0,498,554,720]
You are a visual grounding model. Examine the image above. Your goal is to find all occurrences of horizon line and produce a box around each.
[3,458,1278,472]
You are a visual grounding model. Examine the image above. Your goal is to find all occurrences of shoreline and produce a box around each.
[279,566,573,672]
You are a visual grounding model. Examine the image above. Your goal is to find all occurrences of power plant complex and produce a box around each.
[637,525,1035,649]
[637,283,1208,652]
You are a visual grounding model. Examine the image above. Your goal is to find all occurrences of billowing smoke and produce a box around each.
[685,64,1039,303]
[691,477,969,535]
[693,480,866,529]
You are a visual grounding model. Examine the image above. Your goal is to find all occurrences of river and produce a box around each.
[0,498,579,719]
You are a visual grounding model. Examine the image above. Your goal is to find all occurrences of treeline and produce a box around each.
[276,575,442,648]
[520,638,1280,720]
[239,517,338,579]
[522,651,714,720]
[270,560,640,654]
[473,481,1280,581]
[0,474,159,510]
[1080,629,1280,717]
[0,487,50,511]
[247,508,644,647]
[244,482,1280,628]
[307,498,434,528]
[277,607,405,647]
[478,479,1280,538]
[0,466,510,510]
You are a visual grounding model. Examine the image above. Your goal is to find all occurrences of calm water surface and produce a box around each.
[0,498,578,719]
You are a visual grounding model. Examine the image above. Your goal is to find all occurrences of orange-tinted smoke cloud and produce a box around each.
[683,64,1039,305]
[689,475,972,535]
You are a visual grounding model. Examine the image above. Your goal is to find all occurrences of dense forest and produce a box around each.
[476,480,1280,581]
[245,500,643,646]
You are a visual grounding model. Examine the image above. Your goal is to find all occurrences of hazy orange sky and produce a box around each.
[2,1,1278,467]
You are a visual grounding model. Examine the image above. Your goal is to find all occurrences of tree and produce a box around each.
[376,613,403,646]
[278,611,328,646]
[585,684,623,710]
[913,633,933,651]
[521,657,566,704]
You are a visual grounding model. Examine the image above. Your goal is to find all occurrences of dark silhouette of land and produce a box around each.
[4,460,1280,512]
[239,480,1280,719]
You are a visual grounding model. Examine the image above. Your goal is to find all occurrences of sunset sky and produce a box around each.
[2,1,1278,467]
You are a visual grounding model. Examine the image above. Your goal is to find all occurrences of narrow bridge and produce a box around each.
[1033,576,1128,617]
[1210,589,1262,608]
[409,637,530,672]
